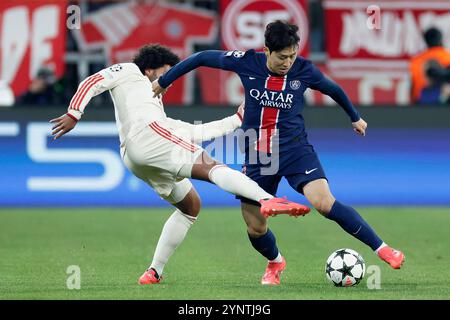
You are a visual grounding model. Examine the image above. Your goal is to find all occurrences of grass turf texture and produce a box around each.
[0,207,449,300]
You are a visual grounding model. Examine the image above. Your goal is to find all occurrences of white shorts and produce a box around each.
[122,121,203,202]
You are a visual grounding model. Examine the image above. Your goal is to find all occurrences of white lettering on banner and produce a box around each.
[359,75,409,105]
[0,7,29,83]
[0,3,64,96]
[340,10,450,57]
[27,123,124,192]
[359,76,393,105]
[236,11,290,48]
[30,5,60,78]
[304,74,409,106]
[396,78,410,105]
[222,0,309,53]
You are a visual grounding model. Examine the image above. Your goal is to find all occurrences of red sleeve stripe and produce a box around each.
[151,122,198,150]
[149,123,197,153]
[69,74,100,109]
[236,112,243,122]
[72,74,104,110]
[151,122,198,152]
[149,122,198,153]
[70,74,104,111]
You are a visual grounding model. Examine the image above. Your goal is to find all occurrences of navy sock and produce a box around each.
[248,229,279,261]
[327,201,383,251]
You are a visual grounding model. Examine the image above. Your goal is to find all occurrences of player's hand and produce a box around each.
[152,79,170,98]
[50,114,77,140]
[237,101,245,120]
[352,118,367,136]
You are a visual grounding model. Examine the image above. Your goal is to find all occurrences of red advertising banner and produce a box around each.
[0,0,66,97]
[325,0,450,61]
[220,0,309,57]
[201,0,310,105]
[323,0,450,105]
[305,65,408,106]
[74,2,217,104]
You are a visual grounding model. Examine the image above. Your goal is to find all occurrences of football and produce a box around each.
[325,248,365,287]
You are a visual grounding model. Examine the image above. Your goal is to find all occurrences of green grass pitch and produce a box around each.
[0,207,449,300]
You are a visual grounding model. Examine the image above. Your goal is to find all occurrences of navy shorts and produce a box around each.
[237,149,327,206]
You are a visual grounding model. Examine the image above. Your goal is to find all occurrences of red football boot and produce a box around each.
[259,197,310,218]
[138,268,162,284]
[378,247,405,269]
[261,256,287,285]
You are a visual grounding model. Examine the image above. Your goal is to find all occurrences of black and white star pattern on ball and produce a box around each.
[334,249,347,260]
[326,263,334,275]
[353,258,364,268]
[337,261,354,280]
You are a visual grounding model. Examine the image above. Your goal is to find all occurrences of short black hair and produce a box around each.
[424,27,443,48]
[132,44,180,74]
[264,20,300,53]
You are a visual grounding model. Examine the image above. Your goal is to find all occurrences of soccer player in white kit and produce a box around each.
[50,45,310,284]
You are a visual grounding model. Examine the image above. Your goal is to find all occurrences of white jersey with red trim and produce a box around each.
[67,63,169,146]
[67,62,242,148]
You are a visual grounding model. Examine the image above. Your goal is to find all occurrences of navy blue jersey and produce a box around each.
[159,49,359,174]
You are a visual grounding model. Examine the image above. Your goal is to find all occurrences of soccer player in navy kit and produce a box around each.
[153,20,405,285]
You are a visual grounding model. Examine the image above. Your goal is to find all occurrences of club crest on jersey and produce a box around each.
[109,64,122,72]
[289,80,301,90]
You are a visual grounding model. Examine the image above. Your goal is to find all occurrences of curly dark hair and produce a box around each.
[264,20,300,53]
[132,44,180,74]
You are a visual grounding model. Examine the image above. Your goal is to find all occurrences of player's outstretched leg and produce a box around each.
[303,179,405,269]
[241,203,286,285]
[186,152,310,217]
[139,180,200,285]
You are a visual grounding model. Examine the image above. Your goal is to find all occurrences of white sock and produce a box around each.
[375,242,388,254]
[270,252,283,263]
[208,165,273,202]
[149,209,196,276]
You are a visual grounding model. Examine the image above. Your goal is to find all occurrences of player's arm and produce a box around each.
[165,102,244,143]
[307,64,367,136]
[50,64,126,140]
[153,50,238,97]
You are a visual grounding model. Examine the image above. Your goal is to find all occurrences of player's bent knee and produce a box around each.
[165,179,202,216]
[313,198,334,216]
[247,224,268,237]
[164,179,193,203]
[174,192,201,217]
[183,197,201,217]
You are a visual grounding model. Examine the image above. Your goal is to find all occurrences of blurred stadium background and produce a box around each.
[1,0,450,300]
[1,0,449,206]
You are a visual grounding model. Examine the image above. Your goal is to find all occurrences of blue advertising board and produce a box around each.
[1,121,449,206]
